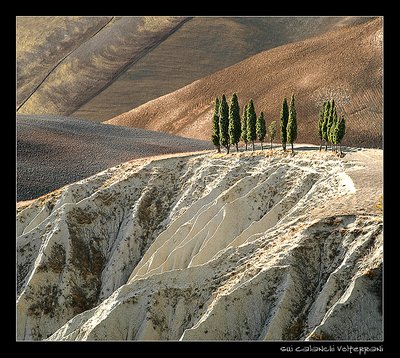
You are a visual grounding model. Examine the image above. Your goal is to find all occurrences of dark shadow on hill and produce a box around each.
[16,115,212,201]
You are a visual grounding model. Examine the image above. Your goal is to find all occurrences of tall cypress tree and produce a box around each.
[328,107,338,152]
[318,101,327,151]
[268,121,277,150]
[322,100,331,151]
[256,111,266,150]
[326,99,335,150]
[211,97,221,153]
[286,94,297,154]
[219,94,230,154]
[335,115,346,155]
[241,103,248,151]
[228,93,241,152]
[280,97,289,151]
[246,99,257,151]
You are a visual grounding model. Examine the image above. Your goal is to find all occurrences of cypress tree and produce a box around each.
[219,94,230,154]
[328,107,338,152]
[241,103,248,151]
[211,97,221,153]
[335,115,346,155]
[246,99,257,151]
[318,102,327,151]
[268,120,277,150]
[321,100,331,151]
[228,93,241,152]
[256,111,266,150]
[326,99,335,150]
[286,94,297,154]
[280,97,289,151]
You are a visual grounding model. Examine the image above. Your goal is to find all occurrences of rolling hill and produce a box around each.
[16,16,373,122]
[17,115,212,201]
[106,17,383,148]
[16,16,189,117]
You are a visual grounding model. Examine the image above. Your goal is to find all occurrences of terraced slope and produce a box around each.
[17,148,382,341]
[107,17,383,148]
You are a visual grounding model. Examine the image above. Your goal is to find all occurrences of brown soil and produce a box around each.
[107,18,382,149]
[17,115,212,201]
[17,16,372,122]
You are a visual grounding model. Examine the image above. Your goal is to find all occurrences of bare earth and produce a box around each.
[17,16,372,121]
[107,18,382,149]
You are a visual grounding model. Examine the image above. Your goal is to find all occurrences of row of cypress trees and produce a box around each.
[317,99,346,154]
[211,93,281,154]
[212,93,346,155]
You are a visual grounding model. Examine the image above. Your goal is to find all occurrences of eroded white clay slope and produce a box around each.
[16,151,382,341]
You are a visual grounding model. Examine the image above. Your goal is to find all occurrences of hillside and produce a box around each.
[16,16,372,121]
[107,17,383,148]
[17,115,212,201]
[17,147,382,341]
[16,16,188,117]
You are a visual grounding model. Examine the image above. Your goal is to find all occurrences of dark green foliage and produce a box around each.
[318,101,327,150]
[256,111,266,150]
[328,107,338,151]
[321,101,331,148]
[241,103,248,151]
[219,94,230,153]
[228,93,241,152]
[287,94,297,154]
[280,97,289,151]
[246,99,257,151]
[268,121,277,149]
[325,99,335,150]
[335,115,346,154]
[317,98,346,154]
[211,97,220,152]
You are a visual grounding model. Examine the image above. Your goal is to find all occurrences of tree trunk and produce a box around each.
[245,143,247,151]
[270,140,273,150]
[236,143,239,152]
[252,142,255,151]
[291,142,294,154]
[217,145,221,153]
[260,141,263,151]
[319,140,322,151]
[227,145,230,154]
[325,143,327,151]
